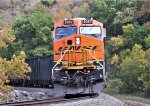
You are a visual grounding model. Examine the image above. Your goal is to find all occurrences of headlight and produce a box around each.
[62,61,68,66]
[88,61,93,65]
[75,37,80,45]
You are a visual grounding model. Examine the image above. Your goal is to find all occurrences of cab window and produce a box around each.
[55,26,77,41]
[80,26,102,39]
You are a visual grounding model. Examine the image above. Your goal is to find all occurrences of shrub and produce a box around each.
[105,78,124,94]
[143,82,150,97]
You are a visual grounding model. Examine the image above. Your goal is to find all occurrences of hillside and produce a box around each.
[0,0,40,25]
[0,0,91,25]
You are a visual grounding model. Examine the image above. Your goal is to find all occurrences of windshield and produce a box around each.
[80,26,101,34]
[55,27,77,40]
[80,26,102,39]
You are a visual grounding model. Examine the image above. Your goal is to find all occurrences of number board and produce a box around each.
[82,19,93,24]
[64,20,73,25]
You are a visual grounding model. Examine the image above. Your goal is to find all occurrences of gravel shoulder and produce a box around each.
[109,93,150,105]
[48,92,125,106]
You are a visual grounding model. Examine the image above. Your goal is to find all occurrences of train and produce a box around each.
[52,18,107,94]
[9,18,107,95]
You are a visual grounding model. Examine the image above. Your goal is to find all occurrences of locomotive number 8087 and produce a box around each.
[52,18,107,94]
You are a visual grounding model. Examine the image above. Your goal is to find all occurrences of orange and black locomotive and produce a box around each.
[52,18,107,94]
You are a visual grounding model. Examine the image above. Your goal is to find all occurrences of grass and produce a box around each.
[107,93,150,105]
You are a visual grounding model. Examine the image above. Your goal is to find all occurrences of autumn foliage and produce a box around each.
[51,0,73,22]
[0,22,15,48]
[107,23,150,97]
[0,23,31,93]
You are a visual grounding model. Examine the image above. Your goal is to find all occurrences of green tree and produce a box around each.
[91,0,142,25]
[41,0,51,7]
[91,0,143,35]
[4,4,54,58]
[105,78,124,93]
[122,24,150,49]
[144,35,150,48]
[108,36,124,53]
[91,0,117,26]
[119,44,150,94]
[141,48,150,97]
[107,23,150,96]
[111,54,119,65]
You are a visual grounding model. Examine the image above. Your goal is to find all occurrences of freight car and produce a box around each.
[52,18,107,94]
[9,55,54,88]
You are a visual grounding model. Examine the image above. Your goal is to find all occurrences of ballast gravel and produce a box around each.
[48,92,125,106]
[0,89,53,103]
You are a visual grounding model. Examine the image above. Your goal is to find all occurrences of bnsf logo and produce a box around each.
[57,45,101,51]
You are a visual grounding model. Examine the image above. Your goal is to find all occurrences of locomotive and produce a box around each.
[52,18,107,94]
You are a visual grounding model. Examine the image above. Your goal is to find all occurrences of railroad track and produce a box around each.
[123,100,149,106]
[0,93,98,106]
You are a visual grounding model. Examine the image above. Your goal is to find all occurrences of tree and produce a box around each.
[119,44,150,94]
[41,0,51,7]
[109,36,124,51]
[144,35,150,48]
[0,22,15,93]
[51,0,73,22]
[52,0,73,11]
[122,24,150,49]
[53,10,72,23]
[113,1,142,24]
[73,2,91,18]
[91,0,117,26]
[91,0,144,35]
[107,22,150,96]
[105,78,124,93]
[111,54,119,65]
[4,4,54,58]
[1,51,31,79]
[142,48,150,97]
[0,22,15,48]
[0,22,31,93]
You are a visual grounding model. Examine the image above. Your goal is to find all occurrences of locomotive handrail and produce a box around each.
[88,50,104,69]
[51,50,68,79]
[88,50,106,81]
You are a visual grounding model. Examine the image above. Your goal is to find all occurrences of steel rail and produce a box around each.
[0,94,98,106]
